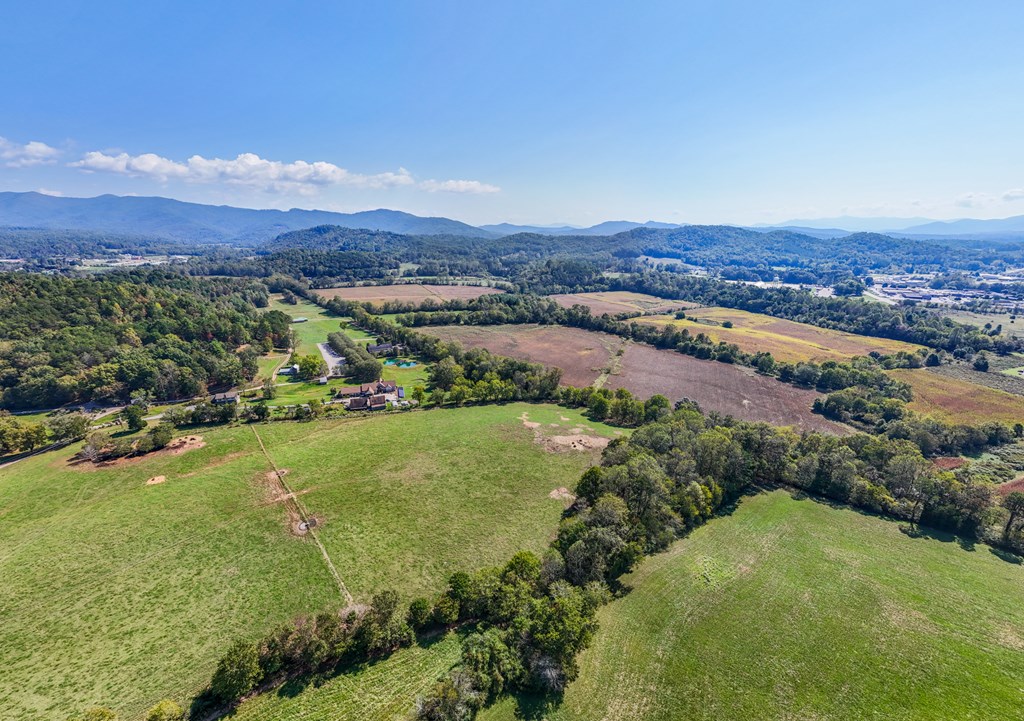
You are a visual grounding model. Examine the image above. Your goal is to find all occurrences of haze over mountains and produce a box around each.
[2,191,1024,244]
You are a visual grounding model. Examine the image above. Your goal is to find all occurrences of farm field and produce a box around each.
[480,489,1024,721]
[605,344,848,434]
[419,325,848,433]
[0,404,615,721]
[924,358,1024,398]
[548,291,698,316]
[315,283,503,307]
[889,369,1023,424]
[940,309,1024,339]
[636,307,926,363]
[420,324,624,387]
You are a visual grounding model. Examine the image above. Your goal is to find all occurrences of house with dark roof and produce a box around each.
[366,342,403,356]
[348,396,368,410]
[211,391,239,404]
[368,394,388,411]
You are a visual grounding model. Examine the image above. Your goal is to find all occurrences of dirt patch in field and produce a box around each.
[933,457,966,471]
[167,435,206,454]
[145,475,166,485]
[549,487,576,501]
[316,284,502,307]
[608,344,850,434]
[545,434,610,452]
[519,412,541,429]
[420,324,619,387]
[518,411,610,454]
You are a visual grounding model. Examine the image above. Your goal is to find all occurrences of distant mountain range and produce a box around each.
[0,192,493,244]
[2,191,1024,244]
[480,220,683,236]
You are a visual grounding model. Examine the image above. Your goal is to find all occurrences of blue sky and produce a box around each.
[2,0,1023,226]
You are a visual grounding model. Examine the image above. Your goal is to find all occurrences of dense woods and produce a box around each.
[0,272,288,410]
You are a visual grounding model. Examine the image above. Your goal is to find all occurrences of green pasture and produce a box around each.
[0,403,615,721]
[482,489,1024,721]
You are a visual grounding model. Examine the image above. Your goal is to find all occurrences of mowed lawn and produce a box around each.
[890,369,1024,425]
[0,404,614,721]
[266,295,345,353]
[637,307,925,363]
[482,490,1024,721]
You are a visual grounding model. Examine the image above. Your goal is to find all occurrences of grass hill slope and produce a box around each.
[0,404,618,721]
[482,490,1024,721]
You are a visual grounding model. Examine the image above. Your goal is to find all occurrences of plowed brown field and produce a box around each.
[420,324,849,433]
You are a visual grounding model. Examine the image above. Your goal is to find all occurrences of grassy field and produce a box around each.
[636,307,925,363]
[267,295,345,353]
[254,352,288,382]
[481,490,1024,721]
[890,369,1024,424]
[0,404,617,721]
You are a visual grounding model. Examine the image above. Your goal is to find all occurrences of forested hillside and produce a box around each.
[0,272,290,410]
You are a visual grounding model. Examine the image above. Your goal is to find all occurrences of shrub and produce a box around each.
[210,639,262,704]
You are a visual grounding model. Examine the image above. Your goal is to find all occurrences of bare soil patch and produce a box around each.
[519,412,541,429]
[607,344,850,434]
[421,324,620,387]
[549,487,575,500]
[145,475,166,485]
[545,434,610,452]
[167,435,205,454]
[316,284,502,307]
[933,457,966,471]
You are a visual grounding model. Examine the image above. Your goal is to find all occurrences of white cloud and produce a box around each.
[69,148,496,196]
[953,188,1024,209]
[954,192,989,209]
[0,137,60,167]
[36,188,63,197]
[419,178,501,194]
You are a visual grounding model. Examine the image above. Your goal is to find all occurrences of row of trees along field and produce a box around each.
[377,293,917,427]
[0,272,295,411]
[80,398,1024,721]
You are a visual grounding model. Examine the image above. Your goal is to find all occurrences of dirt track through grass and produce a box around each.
[250,425,352,605]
